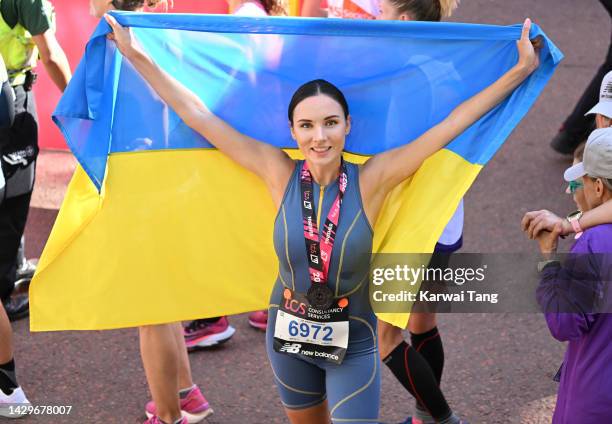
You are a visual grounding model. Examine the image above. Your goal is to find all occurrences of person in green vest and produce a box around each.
[0,0,71,324]
[0,52,27,418]
[1,2,70,416]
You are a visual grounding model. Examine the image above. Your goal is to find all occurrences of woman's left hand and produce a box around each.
[516,18,540,75]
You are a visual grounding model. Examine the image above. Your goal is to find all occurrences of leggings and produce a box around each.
[266,307,381,424]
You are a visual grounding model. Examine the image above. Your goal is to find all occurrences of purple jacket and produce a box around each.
[537,223,612,424]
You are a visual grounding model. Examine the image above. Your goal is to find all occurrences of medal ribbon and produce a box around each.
[300,160,348,288]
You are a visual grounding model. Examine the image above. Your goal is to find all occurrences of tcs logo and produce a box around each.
[284,298,307,315]
[283,288,307,315]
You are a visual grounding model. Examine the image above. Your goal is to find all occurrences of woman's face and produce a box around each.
[89,0,114,18]
[377,0,411,21]
[290,94,350,169]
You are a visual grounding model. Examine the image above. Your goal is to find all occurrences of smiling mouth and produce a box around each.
[311,147,332,153]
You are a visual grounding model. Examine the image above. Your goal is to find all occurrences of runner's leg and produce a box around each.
[0,303,12,364]
[170,322,194,390]
[139,324,182,423]
[326,354,380,424]
[285,401,330,424]
[267,306,329,423]
[409,313,443,384]
[0,303,17,393]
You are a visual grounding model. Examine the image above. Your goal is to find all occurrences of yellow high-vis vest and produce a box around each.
[0,0,55,86]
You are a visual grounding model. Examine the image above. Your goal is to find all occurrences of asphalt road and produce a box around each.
[10,1,611,423]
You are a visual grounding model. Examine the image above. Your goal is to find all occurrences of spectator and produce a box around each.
[0,51,30,419]
[550,0,612,154]
[529,127,612,423]
[0,0,71,322]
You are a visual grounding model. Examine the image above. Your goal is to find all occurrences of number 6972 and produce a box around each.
[288,320,333,341]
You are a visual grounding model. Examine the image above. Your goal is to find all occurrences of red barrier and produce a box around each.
[36,1,229,150]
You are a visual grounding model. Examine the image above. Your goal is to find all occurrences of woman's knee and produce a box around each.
[377,320,403,358]
[285,399,330,424]
[407,312,437,334]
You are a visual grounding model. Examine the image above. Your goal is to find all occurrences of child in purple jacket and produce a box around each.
[532,127,612,424]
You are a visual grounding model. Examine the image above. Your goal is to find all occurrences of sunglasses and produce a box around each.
[568,180,584,194]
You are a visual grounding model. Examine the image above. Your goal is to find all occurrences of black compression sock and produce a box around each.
[383,341,453,422]
[411,327,444,385]
[0,359,18,395]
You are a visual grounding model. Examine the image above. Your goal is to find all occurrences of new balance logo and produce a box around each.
[279,343,301,354]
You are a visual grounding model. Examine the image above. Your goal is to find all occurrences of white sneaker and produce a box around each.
[0,387,30,418]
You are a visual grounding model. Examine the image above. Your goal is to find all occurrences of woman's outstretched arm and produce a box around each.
[104,14,294,204]
[361,19,539,205]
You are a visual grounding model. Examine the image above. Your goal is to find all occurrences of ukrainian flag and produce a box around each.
[30,13,562,330]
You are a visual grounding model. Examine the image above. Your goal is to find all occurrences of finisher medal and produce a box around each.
[307,284,334,310]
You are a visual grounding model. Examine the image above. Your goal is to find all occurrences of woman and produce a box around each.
[529,128,612,424]
[90,4,213,424]
[104,13,538,424]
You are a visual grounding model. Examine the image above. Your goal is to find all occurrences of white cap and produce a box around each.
[586,71,612,118]
[564,127,612,181]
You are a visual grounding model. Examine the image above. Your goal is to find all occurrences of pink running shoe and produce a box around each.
[145,385,213,423]
[248,310,268,331]
[183,317,235,350]
[143,416,188,424]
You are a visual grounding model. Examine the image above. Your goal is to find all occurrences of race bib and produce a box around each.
[273,289,349,364]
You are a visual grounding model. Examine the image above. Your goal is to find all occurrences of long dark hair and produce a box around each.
[388,0,459,21]
[111,0,168,11]
[288,79,349,124]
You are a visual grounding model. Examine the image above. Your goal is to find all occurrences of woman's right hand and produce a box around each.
[104,14,142,60]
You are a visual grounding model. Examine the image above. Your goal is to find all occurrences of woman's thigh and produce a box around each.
[325,352,381,424]
[266,311,328,410]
